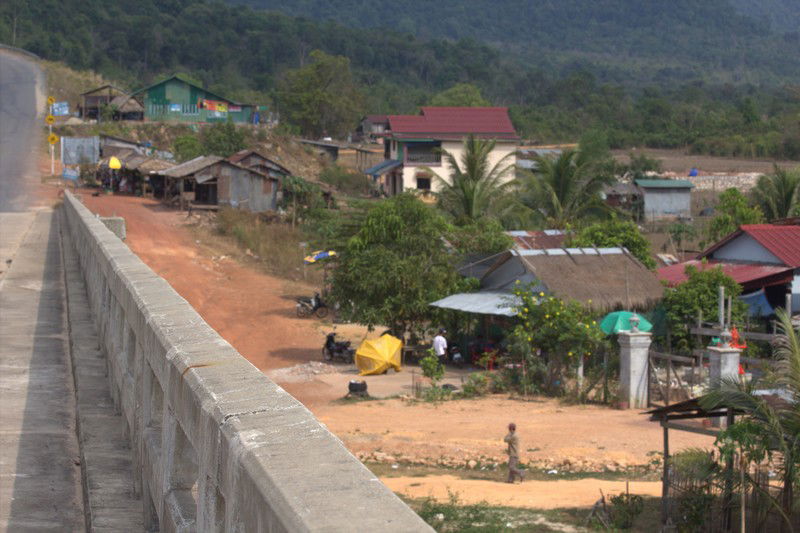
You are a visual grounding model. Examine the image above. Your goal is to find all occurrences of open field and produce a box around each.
[612,147,798,174]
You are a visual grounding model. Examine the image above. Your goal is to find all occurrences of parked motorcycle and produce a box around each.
[296,292,329,319]
[323,331,355,363]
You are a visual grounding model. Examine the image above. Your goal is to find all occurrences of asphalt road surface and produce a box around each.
[0,50,42,212]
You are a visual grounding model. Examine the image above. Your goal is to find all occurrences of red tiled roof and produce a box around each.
[388,107,518,140]
[658,260,794,290]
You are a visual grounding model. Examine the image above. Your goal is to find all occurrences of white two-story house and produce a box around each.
[364,107,519,196]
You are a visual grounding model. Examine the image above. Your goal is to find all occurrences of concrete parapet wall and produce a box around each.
[62,192,431,532]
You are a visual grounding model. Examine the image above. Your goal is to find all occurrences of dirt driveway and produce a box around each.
[78,193,326,371]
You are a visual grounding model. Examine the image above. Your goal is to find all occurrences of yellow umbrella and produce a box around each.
[355,334,403,375]
[108,156,122,170]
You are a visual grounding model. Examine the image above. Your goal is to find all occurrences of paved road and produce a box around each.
[0,52,85,531]
[0,50,43,212]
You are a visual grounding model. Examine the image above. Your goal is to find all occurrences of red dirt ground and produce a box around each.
[78,193,325,371]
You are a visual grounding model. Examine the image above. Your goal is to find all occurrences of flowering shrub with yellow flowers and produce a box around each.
[509,283,605,394]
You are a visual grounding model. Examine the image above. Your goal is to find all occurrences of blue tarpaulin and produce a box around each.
[740,289,775,317]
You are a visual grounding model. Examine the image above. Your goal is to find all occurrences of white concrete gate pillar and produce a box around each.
[618,330,652,409]
[707,344,741,427]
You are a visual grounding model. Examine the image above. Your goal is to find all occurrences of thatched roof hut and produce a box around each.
[433,247,663,316]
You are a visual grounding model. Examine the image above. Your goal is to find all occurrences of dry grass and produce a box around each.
[41,60,111,107]
[215,207,321,282]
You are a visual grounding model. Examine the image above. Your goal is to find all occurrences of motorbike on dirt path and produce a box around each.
[296,292,329,319]
[322,330,355,364]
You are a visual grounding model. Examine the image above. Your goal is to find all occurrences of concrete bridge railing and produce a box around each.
[62,192,431,532]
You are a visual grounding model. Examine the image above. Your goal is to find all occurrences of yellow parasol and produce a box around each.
[355,334,403,375]
[108,156,122,170]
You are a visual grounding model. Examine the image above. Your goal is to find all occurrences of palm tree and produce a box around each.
[519,148,614,229]
[751,166,800,221]
[700,309,800,531]
[432,135,517,224]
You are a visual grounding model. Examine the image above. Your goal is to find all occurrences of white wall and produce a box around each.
[399,140,517,192]
[710,233,783,264]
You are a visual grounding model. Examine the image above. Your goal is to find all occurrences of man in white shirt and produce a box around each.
[433,329,447,364]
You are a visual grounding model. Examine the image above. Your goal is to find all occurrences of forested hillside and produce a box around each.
[233,0,800,86]
[3,0,800,159]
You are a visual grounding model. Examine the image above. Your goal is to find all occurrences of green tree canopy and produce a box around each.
[705,188,764,245]
[330,193,475,337]
[275,50,364,138]
[662,263,747,349]
[199,121,246,157]
[446,218,513,255]
[751,165,800,221]
[429,83,490,107]
[520,146,614,229]
[434,135,517,225]
[568,218,656,269]
[173,135,203,162]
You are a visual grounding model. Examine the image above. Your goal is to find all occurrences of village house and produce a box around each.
[358,114,390,141]
[658,222,800,315]
[79,84,126,119]
[155,156,278,212]
[130,75,254,124]
[434,245,664,317]
[635,178,694,221]
[228,149,292,181]
[364,107,519,196]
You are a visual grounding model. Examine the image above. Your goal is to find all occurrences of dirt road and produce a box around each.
[315,395,713,471]
[79,194,325,371]
[383,475,661,510]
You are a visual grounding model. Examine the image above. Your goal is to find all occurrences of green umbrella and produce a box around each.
[599,311,652,335]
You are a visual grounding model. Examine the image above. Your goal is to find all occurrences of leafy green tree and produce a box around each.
[433,135,517,225]
[520,147,614,229]
[569,218,656,269]
[705,188,764,244]
[751,165,800,221]
[668,221,698,253]
[662,263,747,349]
[510,287,604,395]
[446,218,513,255]
[173,135,203,162]
[200,121,246,157]
[276,50,364,138]
[429,83,490,107]
[330,193,476,337]
[700,310,800,530]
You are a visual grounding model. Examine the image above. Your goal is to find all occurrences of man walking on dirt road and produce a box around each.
[504,422,525,483]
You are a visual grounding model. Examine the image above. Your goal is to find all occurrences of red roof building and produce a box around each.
[365,107,520,197]
[387,107,519,141]
[658,223,800,314]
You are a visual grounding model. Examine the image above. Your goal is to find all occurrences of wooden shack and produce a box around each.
[158,156,278,212]
[80,85,126,119]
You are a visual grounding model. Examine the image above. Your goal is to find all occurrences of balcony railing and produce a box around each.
[405,152,442,165]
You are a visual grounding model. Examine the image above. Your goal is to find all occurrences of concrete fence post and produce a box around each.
[707,344,741,427]
[618,331,652,409]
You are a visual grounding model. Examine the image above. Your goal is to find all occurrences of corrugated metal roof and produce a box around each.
[364,159,402,177]
[740,224,800,267]
[658,260,794,288]
[161,156,224,178]
[430,291,519,316]
[506,230,568,250]
[635,179,694,189]
[388,107,519,140]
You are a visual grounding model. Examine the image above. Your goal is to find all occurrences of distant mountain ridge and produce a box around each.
[231,0,800,86]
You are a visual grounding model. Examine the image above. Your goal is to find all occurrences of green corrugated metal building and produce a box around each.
[131,75,254,123]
